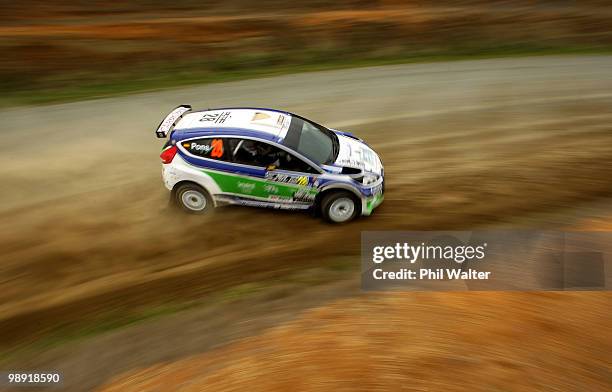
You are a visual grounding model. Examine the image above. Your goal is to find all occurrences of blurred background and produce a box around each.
[2,0,612,106]
[0,1,611,391]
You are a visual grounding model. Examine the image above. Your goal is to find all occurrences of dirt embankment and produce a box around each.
[98,292,611,392]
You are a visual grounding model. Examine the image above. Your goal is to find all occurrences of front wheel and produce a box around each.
[321,191,359,223]
[174,183,213,214]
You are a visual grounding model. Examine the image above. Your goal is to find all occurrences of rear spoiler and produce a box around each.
[155,105,192,138]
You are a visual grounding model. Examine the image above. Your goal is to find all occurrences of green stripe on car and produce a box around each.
[202,169,318,199]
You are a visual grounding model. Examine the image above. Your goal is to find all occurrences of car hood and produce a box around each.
[333,133,383,175]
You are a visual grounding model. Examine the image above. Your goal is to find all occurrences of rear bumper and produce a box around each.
[161,155,222,199]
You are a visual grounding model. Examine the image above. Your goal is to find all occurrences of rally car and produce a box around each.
[156,105,384,223]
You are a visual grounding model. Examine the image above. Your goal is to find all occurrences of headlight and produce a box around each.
[362,174,379,185]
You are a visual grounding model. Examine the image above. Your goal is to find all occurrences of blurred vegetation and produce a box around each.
[0,256,357,364]
[1,1,612,106]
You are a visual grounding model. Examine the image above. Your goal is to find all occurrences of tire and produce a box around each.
[320,191,359,223]
[174,183,213,214]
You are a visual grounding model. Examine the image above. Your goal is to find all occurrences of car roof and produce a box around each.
[173,108,292,142]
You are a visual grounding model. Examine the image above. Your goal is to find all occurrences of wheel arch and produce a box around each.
[314,184,363,214]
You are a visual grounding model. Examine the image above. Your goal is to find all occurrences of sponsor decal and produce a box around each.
[236,199,270,208]
[186,139,224,158]
[221,197,304,210]
[361,148,376,165]
[237,181,256,194]
[265,173,310,186]
[293,188,317,202]
[264,184,279,194]
[337,146,379,173]
[189,142,213,154]
[268,195,292,201]
[157,106,190,137]
[252,112,271,121]
[202,169,319,202]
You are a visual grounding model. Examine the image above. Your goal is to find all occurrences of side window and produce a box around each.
[227,138,318,173]
[181,138,227,161]
[277,150,318,173]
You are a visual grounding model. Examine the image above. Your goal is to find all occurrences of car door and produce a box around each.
[262,146,320,208]
[228,138,320,208]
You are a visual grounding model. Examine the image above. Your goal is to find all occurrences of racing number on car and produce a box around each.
[200,112,231,124]
[210,139,224,158]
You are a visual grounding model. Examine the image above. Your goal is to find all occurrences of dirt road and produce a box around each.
[1,56,611,390]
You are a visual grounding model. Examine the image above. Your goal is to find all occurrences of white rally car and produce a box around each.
[156,106,384,223]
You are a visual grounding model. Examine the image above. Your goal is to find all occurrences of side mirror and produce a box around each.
[266,164,276,171]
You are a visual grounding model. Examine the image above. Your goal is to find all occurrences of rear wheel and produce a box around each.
[321,191,359,223]
[174,183,213,214]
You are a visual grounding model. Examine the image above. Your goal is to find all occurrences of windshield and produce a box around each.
[284,117,338,164]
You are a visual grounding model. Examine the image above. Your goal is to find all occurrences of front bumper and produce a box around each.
[363,193,384,215]
[362,177,384,215]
